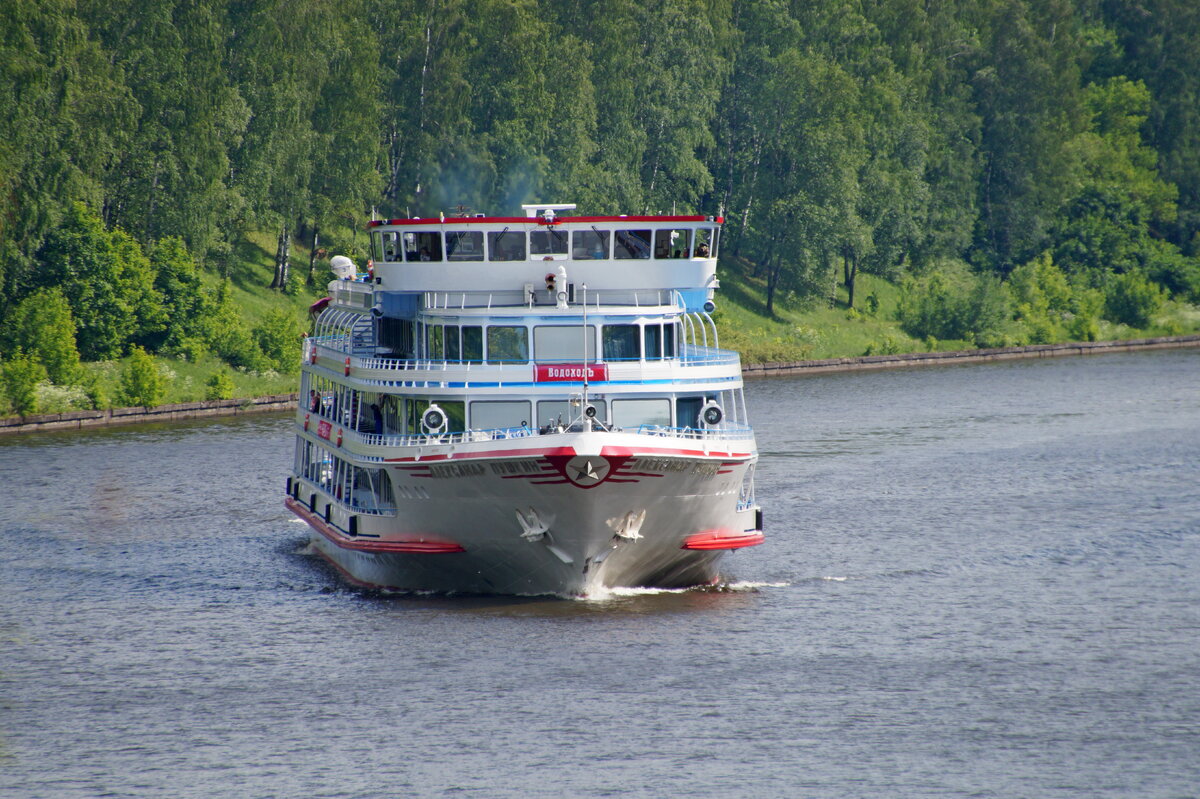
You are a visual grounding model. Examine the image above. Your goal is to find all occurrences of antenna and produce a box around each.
[581,283,590,430]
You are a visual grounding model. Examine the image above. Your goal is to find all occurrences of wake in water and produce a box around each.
[576,580,790,601]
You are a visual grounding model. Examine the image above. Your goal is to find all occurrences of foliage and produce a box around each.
[5,287,82,383]
[1105,271,1166,328]
[252,308,303,372]
[897,264,1012,346]
[117,346,166,407]
[1,351,48,415]
[3,0,1200,384]
[205,371,235,401]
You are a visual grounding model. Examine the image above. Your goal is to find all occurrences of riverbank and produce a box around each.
[2,334,1198,435]
[0,394,298,436]
[742,334,1200,377]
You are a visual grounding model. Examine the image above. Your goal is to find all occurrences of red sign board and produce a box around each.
[317,419,333,440]
[534,363,610,382]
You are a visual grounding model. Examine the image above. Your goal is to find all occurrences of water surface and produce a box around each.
[2,350,1198,797]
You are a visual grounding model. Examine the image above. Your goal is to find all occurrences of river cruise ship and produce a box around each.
[285,203,762,595]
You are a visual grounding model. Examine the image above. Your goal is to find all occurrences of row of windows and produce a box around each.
[372,226,719,264]
[305,383,728,435]
[295,438,396,512]
[379,318,679,363]
[423,322,677,363]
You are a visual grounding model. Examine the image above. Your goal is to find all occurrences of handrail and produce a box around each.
[308,338,740,369]
[302,413,754,449]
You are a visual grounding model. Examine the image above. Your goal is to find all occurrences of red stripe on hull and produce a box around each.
[681,530,765,551]
[285,496,465,554]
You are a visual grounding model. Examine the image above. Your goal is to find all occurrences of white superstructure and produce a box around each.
[285,205,762,595]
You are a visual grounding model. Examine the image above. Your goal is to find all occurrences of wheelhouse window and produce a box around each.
[403,231,443,262]
[614,229,652,259]
[446,230,484,261]
[380,231,400,261]
[612,398,671,428]
[533,325,596,362]
[572,229,610,260]
[488,230,525,261]
[602,324,639,361]
[487,325,528,363]
[693,227,715,258]
[654,228,692,258]
[530,228,568,257]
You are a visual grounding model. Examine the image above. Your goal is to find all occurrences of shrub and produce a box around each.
[118,346,165,407]
[252,308,303,372]
[1,352,49,415]
[205,371,235,401]
[6,287,83,384]
[897,265,1011,346]
[1105,271,1166,328]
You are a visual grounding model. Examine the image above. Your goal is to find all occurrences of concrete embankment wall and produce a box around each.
[741,334,1200,378]
[2,335,1198,434]
[0,394,299,435]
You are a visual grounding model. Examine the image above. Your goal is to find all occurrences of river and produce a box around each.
[1,350,1198,798]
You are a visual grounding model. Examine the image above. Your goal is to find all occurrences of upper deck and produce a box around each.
[366,207,722,308]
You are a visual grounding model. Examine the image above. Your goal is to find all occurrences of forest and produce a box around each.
[2,0,1199,413]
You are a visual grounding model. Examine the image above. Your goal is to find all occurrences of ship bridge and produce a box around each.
[363,209,722,311]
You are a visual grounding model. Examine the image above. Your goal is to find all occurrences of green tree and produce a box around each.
[147,236,209,351]
[5,287,82,383]
[253,308,303,372]
[117,346,165,407]
[1105,270,1165,328]
[33,203,149,360]
[1,351,48,415]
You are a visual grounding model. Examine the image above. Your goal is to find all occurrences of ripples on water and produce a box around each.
[1,351,1198,798]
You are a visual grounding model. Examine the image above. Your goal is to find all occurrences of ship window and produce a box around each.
[408,399,465,433]
[379,318,414,358]
[693,227,714,258]
[602,324,639,361]
[711,227,721,258]
[537,400,607,427]
[489,230,525,261]
[614,229,651,259]
[445,325,461,361]
[426,324,444,359]
[676,396,704,429]
[612,398,671,429]
[654,228,691,259]
[403,231,443,262]
[446,230,483,261]
[487,326,528,363]
[470,401,531,431]
[533,325,596,362]
[370,231,383,262]
[381,231,400,262]
[462,325,483,362]
[530,228,568,256]
[643,323,677,360]
[572,229,610,260]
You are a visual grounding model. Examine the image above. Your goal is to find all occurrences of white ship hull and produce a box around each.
[287,430,761,596]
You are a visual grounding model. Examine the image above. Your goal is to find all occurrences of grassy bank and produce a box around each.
[712,257,1200,364]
